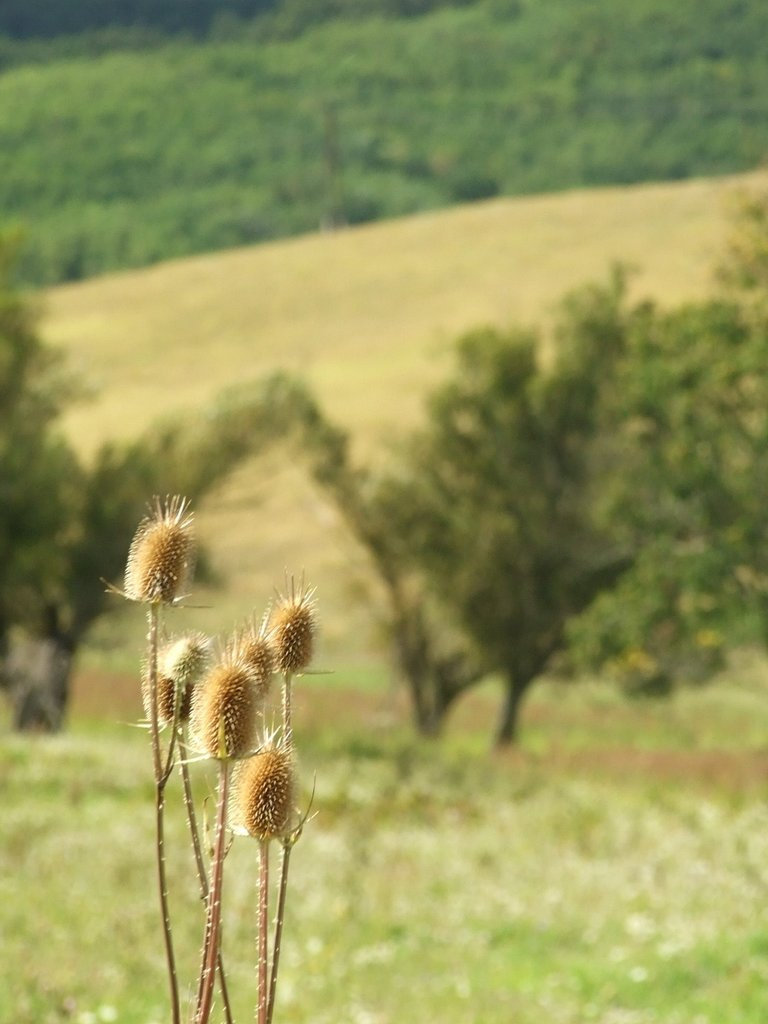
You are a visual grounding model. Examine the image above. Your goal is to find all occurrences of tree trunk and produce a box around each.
[413,701,444,739]
[4,636,74,732]
[495,675,530,747]
[389,598,481,739]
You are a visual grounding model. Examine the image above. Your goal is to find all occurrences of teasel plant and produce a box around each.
[149,631,237,1024]
[260,580,317,1024]
[116,497,318,1024]
[123,495,196,1024]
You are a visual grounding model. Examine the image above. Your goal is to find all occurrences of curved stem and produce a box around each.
[196,759,230,1024]
[179,731,208,886]
[266,840,292,1024]
[263,668,299,1022]
[148,604,181,1024]
[180,730,235,1024]
[281,671,294,742]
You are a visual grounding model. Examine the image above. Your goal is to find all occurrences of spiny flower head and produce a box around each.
[269,579,316,675]
[142,631,211,725]
[191,646,263,760]
[124,495,195,605]
[161,631,211,690]
[231,738,297,842]
[231,616,274,702]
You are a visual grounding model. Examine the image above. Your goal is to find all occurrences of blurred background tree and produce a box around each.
[293,192,768,740]
[274,274,640,743]
[0,241,315,731]
[569,189,768,693]
[364,273,638,744]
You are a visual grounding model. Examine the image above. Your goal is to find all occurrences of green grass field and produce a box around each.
[4,664,768,1024]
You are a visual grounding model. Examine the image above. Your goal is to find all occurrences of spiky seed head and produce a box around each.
[269,583,316,675]
[191,651,261,760]
[233,619,274,701]
[160,632,211,691]
[232,742,296,841]
[124,495,195,605]
[142,670,186,726]
[142,632,211,725]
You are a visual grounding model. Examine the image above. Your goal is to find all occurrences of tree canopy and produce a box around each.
[569,284,768,692]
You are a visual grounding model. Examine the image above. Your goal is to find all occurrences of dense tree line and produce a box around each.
[0,0,765,284]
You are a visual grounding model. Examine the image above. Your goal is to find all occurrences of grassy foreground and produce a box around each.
[3,664,768,1024]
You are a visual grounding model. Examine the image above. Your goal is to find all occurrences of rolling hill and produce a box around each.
[43,171,768,673]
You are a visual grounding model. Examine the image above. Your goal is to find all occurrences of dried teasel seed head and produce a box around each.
[124,495,195,605]
[161,632,211,691]
[142,632,211,725]
[232,618,274,702]
[191,649,262,760]
[232,741,297,842]
[142,669,184,727]
[269,582,316,675]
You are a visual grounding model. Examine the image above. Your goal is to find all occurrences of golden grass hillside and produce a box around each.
[43,171,768,674]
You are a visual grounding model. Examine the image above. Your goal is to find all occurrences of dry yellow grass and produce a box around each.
[45,171,768,668]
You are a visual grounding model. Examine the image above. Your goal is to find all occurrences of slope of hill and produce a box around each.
[43,172,766,670]
[2,0,767,285]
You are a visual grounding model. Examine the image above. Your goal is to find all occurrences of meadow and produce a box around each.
[3,662,768,1024]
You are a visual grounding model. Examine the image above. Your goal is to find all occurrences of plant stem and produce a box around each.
[282,671,294,741]
[180,730,235,1024]
[257,839,270,1024]
[266,839,292,1024]
[148,603,181,1024]
[196,758,230,1024]
[266,667,296,1024]
[179,731,208,889]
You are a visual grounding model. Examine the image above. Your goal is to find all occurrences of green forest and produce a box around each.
[1,0,767,284]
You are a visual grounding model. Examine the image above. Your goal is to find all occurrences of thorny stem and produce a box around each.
[266,840,292,1024]
[266,668,296,1024]
[179,729,235,1024]
[257,839,270,1024]
[196,759,231,1024]
[148,603,181,1024]
[281,671,294,742]
[179,731,208,888]
[160,678,183,785]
